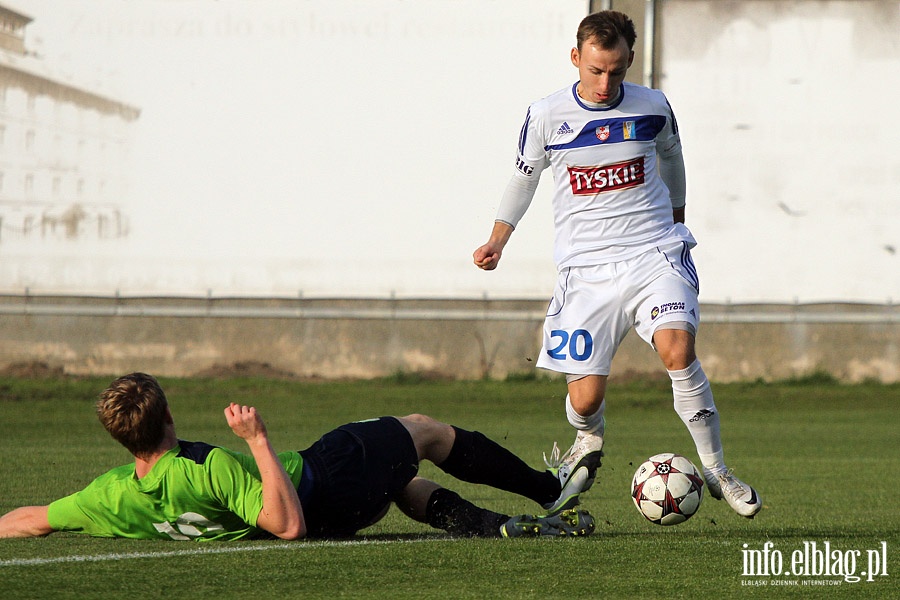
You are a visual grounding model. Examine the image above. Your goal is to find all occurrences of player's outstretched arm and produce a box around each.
[473,221,514,271]
[224,403,306,540]
[0,506,54,538]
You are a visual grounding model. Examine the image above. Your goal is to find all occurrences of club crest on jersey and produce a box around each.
[595,126,610,141]
[567,157,645,195]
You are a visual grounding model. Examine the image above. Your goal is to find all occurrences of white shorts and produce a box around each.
[536,242,700,376]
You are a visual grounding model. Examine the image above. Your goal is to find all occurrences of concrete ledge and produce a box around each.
[0,295,896,382]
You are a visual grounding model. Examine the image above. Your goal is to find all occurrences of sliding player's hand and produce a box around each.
[224,403,269,444]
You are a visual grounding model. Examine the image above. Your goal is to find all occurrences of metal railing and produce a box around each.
[0,295,895,324]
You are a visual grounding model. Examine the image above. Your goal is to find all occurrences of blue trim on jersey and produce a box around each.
[545,114,666,152]
[571,82,626,111]
[176,440,217,464]
[518,107,531,155]
[664,98,678,135]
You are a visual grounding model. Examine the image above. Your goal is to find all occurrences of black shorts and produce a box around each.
[298,416,419,538]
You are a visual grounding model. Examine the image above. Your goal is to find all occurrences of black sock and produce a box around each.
[438,427,559,506]
[425,488,508,538]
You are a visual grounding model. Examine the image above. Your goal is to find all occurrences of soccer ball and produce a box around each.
[631,453,704,525]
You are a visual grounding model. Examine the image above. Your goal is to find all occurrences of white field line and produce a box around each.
[0,537,436,568]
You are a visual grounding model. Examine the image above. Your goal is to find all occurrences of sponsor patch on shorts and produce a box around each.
[650,301,687,320]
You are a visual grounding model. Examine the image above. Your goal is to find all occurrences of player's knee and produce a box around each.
[400,414,452,441]
[567,375,607,415]
[656,336,696,371]
[654,325,694,345]
[401,413,436,427]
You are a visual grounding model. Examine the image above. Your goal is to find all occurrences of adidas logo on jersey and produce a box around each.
[557,122,574,135]
[689,409,716,422]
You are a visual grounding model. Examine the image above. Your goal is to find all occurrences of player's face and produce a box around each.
[571,36,634,104]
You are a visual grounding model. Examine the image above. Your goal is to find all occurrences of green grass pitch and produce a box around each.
[1,375,897,599]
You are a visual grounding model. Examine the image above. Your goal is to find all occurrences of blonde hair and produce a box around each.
[97,373,169,456]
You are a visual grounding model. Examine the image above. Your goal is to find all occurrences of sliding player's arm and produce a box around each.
[0,505,55,538]
[224,404,305,539]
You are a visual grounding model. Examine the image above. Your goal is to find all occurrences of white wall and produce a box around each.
[4,0,587,298]
[2,0,897,303]
[660,0,899,303]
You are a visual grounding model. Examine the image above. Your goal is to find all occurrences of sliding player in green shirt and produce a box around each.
[1,373,594,540]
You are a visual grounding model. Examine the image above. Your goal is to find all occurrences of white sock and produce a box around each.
[669,360,725,470]
[565,394,605,437]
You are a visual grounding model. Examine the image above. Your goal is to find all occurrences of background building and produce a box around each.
[0,2,139,244]
[0,1,895,382]
[0,0,894,302]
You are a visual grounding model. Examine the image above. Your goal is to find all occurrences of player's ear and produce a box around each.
[570,47,580,68]
[627,50,635,68]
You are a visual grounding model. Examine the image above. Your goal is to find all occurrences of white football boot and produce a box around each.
[542,430,604,514]
[703,467,762,518]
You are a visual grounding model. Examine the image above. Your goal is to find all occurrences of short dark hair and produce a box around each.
[97,373,169,456]
[577,10,637,51]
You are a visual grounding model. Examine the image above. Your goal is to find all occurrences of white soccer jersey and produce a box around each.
[501,81,695,268]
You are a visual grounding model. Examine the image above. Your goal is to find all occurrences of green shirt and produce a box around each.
[46,441,303,541]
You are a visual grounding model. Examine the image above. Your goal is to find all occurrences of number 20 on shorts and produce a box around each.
[548,329,594,361]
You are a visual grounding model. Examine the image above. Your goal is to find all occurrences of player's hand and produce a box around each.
[224,403,268,444]
[473,223,513,270]
[473,244,501,270]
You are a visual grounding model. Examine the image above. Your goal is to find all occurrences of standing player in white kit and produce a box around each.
[473,10,761,518]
